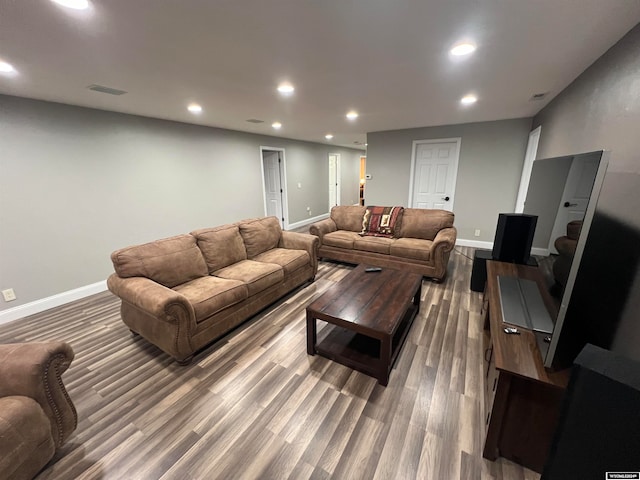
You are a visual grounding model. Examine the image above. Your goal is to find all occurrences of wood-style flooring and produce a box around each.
[0,248,540,480]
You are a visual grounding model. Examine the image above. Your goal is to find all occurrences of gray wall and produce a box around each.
[532,24,640,360]
[366,118,533,242]
[0,95,361,310]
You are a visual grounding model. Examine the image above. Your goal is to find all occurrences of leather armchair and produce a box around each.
[0,342,77,480]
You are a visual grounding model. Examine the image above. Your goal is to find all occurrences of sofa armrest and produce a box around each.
[309,218,337,243]
[0,342,77,447]
[107,274,195,322]
[432,226,457,252]
[280,231,319,275]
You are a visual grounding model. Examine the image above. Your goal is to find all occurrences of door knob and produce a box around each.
[563,201,577,207]
[442,196,450,201]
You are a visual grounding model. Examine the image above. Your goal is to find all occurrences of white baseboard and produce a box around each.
[531,247,551,257]
[456,238,493,250]
[0,280,108,326]
[287,213,329,231]
[456,238,551,257]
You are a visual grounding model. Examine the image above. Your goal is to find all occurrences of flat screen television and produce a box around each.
[519,150,610,369]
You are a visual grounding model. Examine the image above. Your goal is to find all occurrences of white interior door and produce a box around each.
[262,150,284,226]
[328,153,341,209]
[409,139,460,210]
[548,155,600,252]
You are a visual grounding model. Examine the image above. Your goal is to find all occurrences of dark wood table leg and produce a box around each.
[379,335,392,386]
[306,310,317,355]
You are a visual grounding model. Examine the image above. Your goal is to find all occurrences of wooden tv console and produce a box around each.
[482,260,570,473]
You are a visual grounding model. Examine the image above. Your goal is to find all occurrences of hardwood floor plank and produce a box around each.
[0,255,540,480]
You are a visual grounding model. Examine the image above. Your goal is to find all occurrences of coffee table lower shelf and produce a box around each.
[308,303,418,386]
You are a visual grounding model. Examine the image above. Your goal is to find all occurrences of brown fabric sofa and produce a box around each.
[0,342,77,480]
[309,206,456,280]
[107,216,318,364]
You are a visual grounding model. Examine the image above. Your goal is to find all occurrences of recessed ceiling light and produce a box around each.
[346,111,359,120]
[460,94,478,105]
[277,83,295,94]
[187,103,202,114]
[0,61,15,73]
[325,134,334,140]
[450,42,476,56]
[51,0,90,10]
[272,122,282,129]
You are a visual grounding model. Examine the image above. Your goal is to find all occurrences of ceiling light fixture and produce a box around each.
[272,122,282,129]
[277,83,295,95]
[460,94,478,105]
[450,42,476,56]
[325,134,334,140]
[51,0,90,10]
[187,103,202,114]
[0,61,15,73]
[346,111,359,120]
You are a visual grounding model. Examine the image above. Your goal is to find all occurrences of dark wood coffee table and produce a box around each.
[306,264,422,386]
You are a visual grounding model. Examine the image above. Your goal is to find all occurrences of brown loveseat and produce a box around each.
[107,217,318,364]
[0,342,77,480]
[309,205,456,280]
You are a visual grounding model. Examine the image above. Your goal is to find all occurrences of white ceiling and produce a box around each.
[1,1,639,150]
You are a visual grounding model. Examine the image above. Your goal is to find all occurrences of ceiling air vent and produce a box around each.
[529,92,548,101]
[246,119,264,124]
[87,84,127,96]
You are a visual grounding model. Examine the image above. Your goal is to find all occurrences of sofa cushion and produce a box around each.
[252,248,310,275]
[323,231,361,249]
[361,206,404,238]
[390,238,433,261]
[239,217,282,258]
[191,225,247,273]
[398,208,454,240]
[0,396,55,480]
[111,234,208,288]
[213,260,284,296]
[330,205,367,232]
[353,236,395,255]
[173,276,247,322]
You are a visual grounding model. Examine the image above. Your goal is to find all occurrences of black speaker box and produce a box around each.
[492,213,538,264]
[470,250,492,292]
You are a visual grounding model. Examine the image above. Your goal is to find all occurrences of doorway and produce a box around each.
[408,138,460,209]
[261,147,287,228]
[515,126,542,213]
[329,153,341,209]
[359,155,366,206]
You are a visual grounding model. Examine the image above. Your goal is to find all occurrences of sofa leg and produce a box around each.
[129,329,139,336]
[175,356,193,366]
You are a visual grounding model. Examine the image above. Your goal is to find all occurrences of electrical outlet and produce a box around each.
[474,229,481,237]
[2,288,16,302]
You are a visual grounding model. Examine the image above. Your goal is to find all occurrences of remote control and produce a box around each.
[365,267,382,272]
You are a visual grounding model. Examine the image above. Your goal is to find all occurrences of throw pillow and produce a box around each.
[360,206,404,238]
